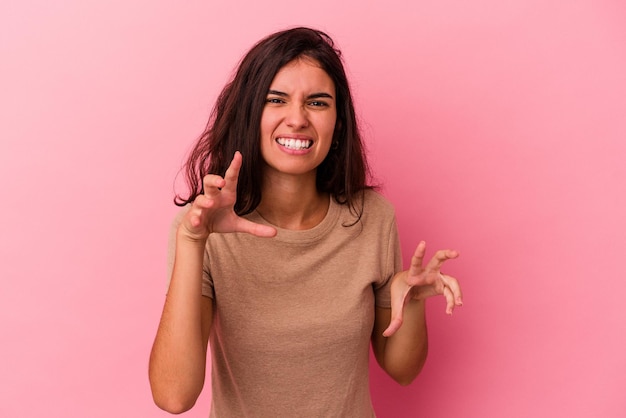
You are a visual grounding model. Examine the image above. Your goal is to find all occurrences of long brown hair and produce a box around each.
[176,27,373,219]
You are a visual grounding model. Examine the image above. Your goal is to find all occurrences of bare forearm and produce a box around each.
[149,235,210,413]
[380,300,428,385]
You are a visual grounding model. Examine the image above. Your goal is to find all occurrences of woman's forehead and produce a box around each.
[269,58,334,93]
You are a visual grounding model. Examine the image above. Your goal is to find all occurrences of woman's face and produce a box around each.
[259,57,337,179]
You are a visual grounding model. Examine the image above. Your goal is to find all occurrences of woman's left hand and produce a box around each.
[383,241,463,337]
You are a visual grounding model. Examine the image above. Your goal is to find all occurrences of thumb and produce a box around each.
[382,284,408,337]
[237,218,277,238]
[383,317,402,338]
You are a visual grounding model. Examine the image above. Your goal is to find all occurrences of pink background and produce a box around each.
[2,1,625,417]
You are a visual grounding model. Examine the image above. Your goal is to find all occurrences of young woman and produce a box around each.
[149,27,462,417]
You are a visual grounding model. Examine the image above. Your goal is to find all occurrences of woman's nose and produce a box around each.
[285,104,309,129]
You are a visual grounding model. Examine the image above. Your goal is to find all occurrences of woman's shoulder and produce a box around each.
[335,189,396,227]
[171,204,191,228]
[362,188,396,216]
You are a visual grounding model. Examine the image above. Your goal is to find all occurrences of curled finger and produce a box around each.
[443,285,455,315]
[440,273,463,307]
[426,249,459,273]
[202,174,226,198]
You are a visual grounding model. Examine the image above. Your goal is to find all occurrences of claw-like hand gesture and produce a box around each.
[383,241,462,337]
[179,151,277,242]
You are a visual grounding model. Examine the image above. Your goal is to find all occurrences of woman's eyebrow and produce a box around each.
[267,90,334,100]
[307,92,334,100]
[267,89,288,97]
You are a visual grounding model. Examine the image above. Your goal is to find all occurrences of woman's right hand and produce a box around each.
[178,151,277,242]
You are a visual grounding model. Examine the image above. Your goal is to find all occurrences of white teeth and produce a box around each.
[277,138,312,150]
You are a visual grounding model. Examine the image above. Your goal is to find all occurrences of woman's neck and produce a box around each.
[256,171,329,230]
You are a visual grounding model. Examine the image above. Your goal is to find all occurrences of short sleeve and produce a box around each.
[374,216,403,308]
[166,205,215,299]
[201,245,215,299]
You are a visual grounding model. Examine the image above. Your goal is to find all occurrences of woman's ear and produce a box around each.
[334,119,343,134]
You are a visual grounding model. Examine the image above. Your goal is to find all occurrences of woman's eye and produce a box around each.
[309,101,328,107]
[266,98,284,104]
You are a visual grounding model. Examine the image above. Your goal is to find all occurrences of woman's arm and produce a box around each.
[371,241,462,385]
[148,152,276,413]
[372,302,428,386]
[149,234,213,413]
